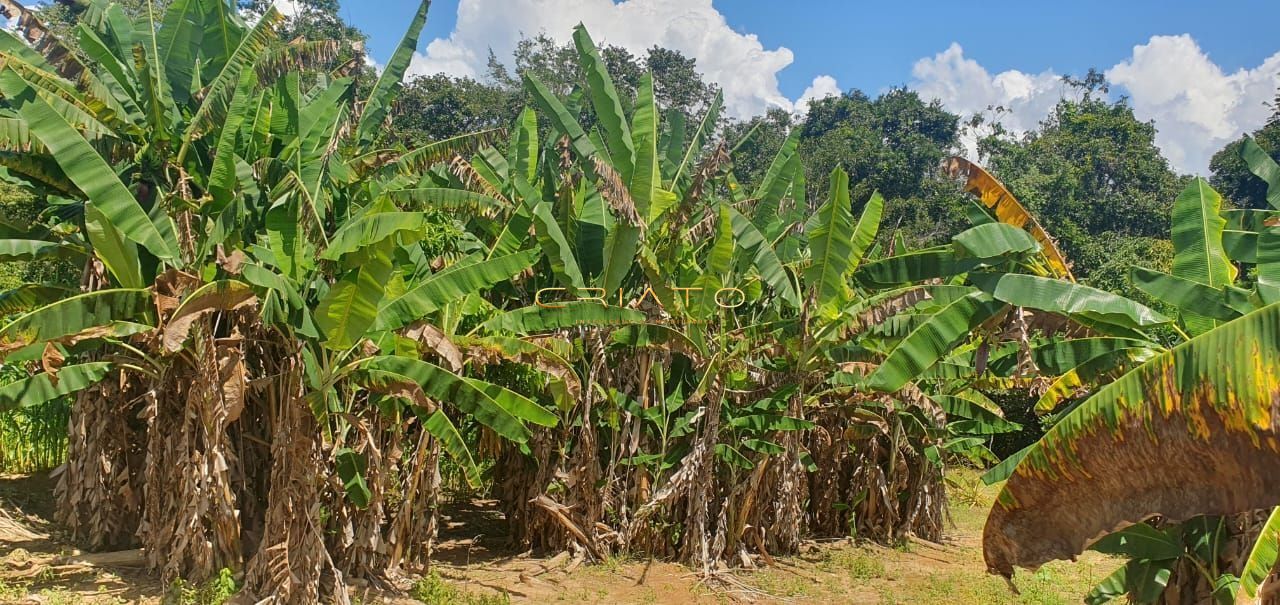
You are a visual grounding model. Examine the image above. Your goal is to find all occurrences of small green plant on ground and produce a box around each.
[411,572,510,605]
[820,550,887,580]
[166,568,238,605]
[0,579,27,602]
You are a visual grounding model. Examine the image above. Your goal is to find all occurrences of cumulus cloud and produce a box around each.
[272,0,305,17]
[409,0,798,118]
[910,39,1280,174]
[795,75,841,115]
[1107,35,1280,174]
[910,43,1069,157]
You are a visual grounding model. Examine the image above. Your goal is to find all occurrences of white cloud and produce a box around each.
[272,0,304,18]
[364,53,384,76]
[1107,35,1280,174]
[242,0,304,25]
[795,74,841,115]
[910,42,1068,158]
[910,39,1280,174]
[409,0,798,118]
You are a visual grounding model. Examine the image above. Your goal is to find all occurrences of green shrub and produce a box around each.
[166,568,238,605]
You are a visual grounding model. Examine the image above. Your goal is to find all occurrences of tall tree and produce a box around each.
[1209,120,1280,210]
[976,79,1186,283]
[391,74,517,145]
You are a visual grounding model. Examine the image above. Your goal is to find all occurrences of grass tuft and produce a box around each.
[411,571,510,605]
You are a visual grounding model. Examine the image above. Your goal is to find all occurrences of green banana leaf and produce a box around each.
[0,362,113,412]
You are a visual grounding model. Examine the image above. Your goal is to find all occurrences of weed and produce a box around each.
[166,568,238,605]
[945,470,988,508]
[596,553,628,574]
[752,571,816,598]
[0,579,27,602]
[821,550,886,580]
[36,588,81,605]
[410,571,510,605]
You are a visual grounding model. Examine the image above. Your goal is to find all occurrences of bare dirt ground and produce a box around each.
[0,469,1119,604]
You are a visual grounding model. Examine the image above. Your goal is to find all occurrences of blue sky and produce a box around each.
[317,0,1280,173]
[345,0,1280,99]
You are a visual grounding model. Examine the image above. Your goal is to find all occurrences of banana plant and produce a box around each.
[0,0,552,594]
[981,140,1280,605]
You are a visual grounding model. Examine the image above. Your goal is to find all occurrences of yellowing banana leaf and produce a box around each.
[943,156,1073,280]
[984,302,1280,577]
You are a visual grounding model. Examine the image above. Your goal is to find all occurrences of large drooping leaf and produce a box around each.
[1241,137,1280,210]
[320,212,426,261]
[531,198,586,289]
[1014,337,1157,376]
[855,248,980,287]
[1087,523,1184,560]
[523,72,596,161]
[1239,507,1280,600]
[463,377,558,428]
[377,129,501,176]
[1130,266,1251,321]
[0,69,177,260]
[939,395,1021,435]
[0,285,74,315]
[354,0,429,147]
[727,205,799,308]
[164,280,257,345]
[1170,178,1236,335]
[866,291,1005,393]
[952,222,1040,259]
[573,24,633,181]
[1084,559,1175,605]
[750,129,800,230]
[0,289,151,349]
[334,448,371,508]
[969,272,1169,330]
[0,362,112,412]
[804,167,856,312]
[316,243,393,350]
[424,409,481,487]
[1259,226,1280,306]
[943,156,1073,280]
[358,356,531,443]
[376,250,538,331]
[156,0,205,105]
[629,73,661,219]
[478,302,645,335]
[0,236,76,262]
[1033,347,1153,415]
[984,303,1280,577]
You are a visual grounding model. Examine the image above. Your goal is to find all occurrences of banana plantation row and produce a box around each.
[0,1,1278,603]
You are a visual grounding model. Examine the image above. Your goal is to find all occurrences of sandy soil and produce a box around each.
[0,470,1119,604]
